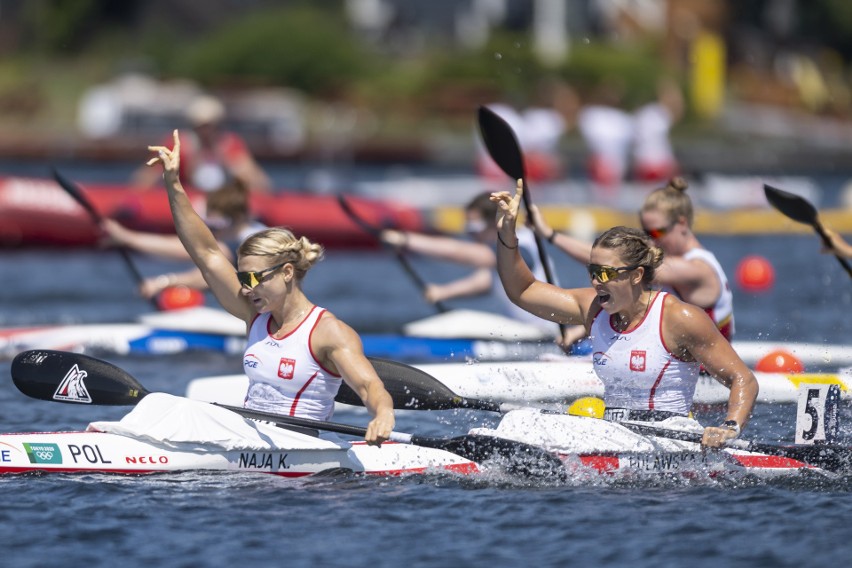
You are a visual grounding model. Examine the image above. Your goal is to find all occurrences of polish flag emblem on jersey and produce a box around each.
[278,358,296,380]
[629,350,646,372]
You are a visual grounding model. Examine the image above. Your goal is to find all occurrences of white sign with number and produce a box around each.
[795,384,840,444]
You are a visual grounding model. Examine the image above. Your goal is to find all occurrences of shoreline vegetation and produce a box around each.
[3,4,852,174]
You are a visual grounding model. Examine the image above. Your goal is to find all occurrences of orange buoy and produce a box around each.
[157,286,205,311]
[755,349,804,374]
[736,255,775,292]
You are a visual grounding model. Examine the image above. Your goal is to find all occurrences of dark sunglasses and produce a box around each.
[587,263,640,283]
[237,261,288,289]
[642,224,673,240]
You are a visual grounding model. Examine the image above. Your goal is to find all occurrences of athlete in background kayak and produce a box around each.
[529,177,735,348]
[133,94,272,193]
[101,178,267,299]
[146,130,395,445]
[380,191,559,337]
[492,180,757,448]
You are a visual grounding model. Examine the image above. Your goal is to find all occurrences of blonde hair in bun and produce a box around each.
[641,176,694,227]
[238,227,324,281]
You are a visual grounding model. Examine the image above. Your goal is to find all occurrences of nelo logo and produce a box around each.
[629,350,646,372]
[278,358,296,380]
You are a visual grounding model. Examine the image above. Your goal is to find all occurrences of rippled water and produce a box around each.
[2,164,852,566]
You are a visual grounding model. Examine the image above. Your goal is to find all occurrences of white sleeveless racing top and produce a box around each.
[242,306,342,420]
[659,248,735,340]
[589,291,699,415]
[684,248,735,339]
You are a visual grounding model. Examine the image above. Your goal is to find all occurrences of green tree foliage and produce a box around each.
[22,0,101,53]
[166,6,375,95]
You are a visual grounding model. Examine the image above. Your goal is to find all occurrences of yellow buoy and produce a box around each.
[567,396,605,419]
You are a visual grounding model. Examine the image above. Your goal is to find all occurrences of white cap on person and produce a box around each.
[186,95,226,127]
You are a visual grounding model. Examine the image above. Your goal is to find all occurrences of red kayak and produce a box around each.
[0,176,426,249]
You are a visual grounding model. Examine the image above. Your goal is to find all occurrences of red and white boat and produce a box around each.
[4,350,840,480]
[0,394,477,477]
[0,394,819,479]
[0,175,426,249]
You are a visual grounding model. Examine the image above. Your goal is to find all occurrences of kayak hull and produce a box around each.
[0,431,814,479]
[0,431,478,477]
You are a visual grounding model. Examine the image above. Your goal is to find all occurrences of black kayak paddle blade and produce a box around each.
[764,184,818,226]
[11,350,150,405]
[477,106,525,181]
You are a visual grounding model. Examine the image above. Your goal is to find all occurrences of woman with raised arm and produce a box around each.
[531,177,735,341]
[491,180,757,448]
[146,130,395,445]
[101,177,267,300]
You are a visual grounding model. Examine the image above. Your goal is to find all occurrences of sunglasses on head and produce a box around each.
[642,224,673,240]
[236,261,288,289]
[587,263,640,283]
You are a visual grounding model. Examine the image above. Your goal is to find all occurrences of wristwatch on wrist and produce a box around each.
[721,420,741,437]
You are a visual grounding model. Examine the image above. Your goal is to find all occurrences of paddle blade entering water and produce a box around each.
[11,350,150,405]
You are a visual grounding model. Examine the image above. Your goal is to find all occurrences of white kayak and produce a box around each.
[471,409,825,479]
[0,394,821,480]
[186,359,852,407]
[0,307,248,358]
[8,350,841,481]
[0,393,477,477]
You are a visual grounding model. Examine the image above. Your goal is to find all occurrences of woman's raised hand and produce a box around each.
[490,178,523,230]
[146,129,181,182]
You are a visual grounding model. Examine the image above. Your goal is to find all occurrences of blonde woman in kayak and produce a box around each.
[491,180,757,448]
[147,130,395,445]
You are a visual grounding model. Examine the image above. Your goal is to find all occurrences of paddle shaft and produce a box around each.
[337,195,448,313]
[52,169,156,306]
[214,403,565,477]
[217,403,421,445]
[518,179,561,291]
[476,106,564,336]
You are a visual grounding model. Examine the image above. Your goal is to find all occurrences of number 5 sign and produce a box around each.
[795,384,840,444]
